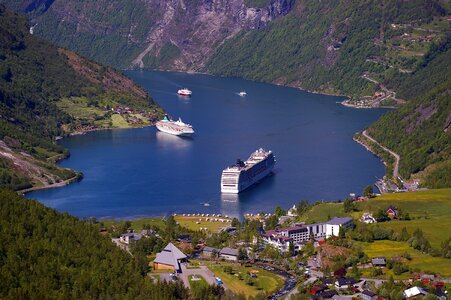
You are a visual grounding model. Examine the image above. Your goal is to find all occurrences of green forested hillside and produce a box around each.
[369,80,451,188]
[0,5,163,190]
[0,189,190,299]
[207,0,448,97]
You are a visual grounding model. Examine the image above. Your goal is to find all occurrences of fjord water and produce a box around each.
[28,71,386,218]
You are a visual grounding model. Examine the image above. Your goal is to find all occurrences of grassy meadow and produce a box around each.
[358,240,451,277]
[197,260,284,298]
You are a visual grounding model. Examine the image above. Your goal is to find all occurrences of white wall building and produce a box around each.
[325,217,353,238]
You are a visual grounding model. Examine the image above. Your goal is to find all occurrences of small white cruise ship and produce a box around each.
[177,88,192,96]
[156,115,194,136]
[221,148,275,194]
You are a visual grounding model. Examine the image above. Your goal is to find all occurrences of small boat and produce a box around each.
[178,88,192,96]
[238,91,247,96]
[203,203,210,207]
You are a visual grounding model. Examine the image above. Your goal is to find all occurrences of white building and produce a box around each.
[287,205,297,217]
[404,287,428,299]
[261,225,310,252]
[119,232,142,244]
[361,213,376,224]
[305,223,327,239]
[219,247,239,261]
[325,217,353,238]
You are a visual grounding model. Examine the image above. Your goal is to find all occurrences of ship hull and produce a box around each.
[156,123,194,136]
[221,152,275,194]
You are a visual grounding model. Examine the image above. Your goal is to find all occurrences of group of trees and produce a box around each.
[0,189,192,299]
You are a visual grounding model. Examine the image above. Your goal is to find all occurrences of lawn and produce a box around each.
[174,215,231,233]
[189,275,210,298]
[101,217,166,232]
[202,261,284,298]
[358,240,451,277]
[299,202,348,223]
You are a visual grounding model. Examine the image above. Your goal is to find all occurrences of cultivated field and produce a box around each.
[174,215,232,233]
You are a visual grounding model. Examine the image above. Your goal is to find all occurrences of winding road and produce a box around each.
[362,130,400,180]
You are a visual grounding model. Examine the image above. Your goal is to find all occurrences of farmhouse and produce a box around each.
[153,243,187,272]
[386,206,399,219]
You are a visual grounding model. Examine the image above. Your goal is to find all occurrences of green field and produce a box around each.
[356,189,451,248]
[174,216,231,233]
[188,275,210,298]
[358,240,451,277]
[299,202,348,223]
[199,261,284,298]
[101,217,166,232]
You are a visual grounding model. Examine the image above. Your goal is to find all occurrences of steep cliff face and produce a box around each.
[8,0,295,69]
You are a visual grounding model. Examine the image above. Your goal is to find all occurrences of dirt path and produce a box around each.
[362,130,400,180]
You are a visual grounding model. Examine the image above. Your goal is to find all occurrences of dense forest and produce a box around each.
[369,79,451,188]
[0,5,163,190]
[0,189,190,299]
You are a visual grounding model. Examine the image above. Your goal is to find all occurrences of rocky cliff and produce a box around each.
[7,0,295,70]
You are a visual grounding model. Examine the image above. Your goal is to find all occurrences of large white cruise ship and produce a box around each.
[156,115,194,136]
[221,148,275,194]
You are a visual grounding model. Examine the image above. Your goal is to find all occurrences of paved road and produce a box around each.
[362,130,400,180]
[180,264,226,289]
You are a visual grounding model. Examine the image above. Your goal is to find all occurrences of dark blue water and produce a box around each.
[28,71,387,218]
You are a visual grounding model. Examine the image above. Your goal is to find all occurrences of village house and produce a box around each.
[313,290,338,300]
[371,257,386,267]
[202,246,220,258]
[360,290,377,300]
[153,243,187,272]
[119,232,142,245]
[311,284,327,295]
[335,277,356,289]
[361,213,376,224]
[219,247,239,261]
[404,286,428,299]
[386,206,399,219]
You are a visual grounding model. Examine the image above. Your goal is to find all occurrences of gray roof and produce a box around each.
[362,290,376,297]
[153,243,187,270]
[371,257,386,265]
[203,246,220,252]
[220,247,239,256]
[328,217,353,225]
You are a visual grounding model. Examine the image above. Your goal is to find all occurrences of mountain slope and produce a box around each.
[1,0,450,186]
[0,5,163,190]
[3,0,295,70]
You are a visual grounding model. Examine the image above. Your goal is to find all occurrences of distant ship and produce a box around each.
[177,88,192,96]
[156,115,194,136]
[238,91,247,96]
[221,148,275,193]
